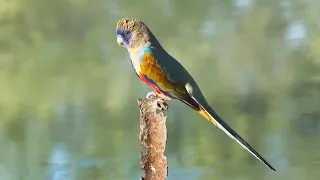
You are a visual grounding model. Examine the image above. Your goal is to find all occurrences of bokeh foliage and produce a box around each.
[0,0,319,179]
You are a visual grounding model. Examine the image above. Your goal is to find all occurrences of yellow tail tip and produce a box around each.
[198,108,216,126]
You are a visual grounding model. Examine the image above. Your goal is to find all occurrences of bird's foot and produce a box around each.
[146,92,169,111]
[146,92,172,101]
[156,98,169,111]
[146,92,158,99]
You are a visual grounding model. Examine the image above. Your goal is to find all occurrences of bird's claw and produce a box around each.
[146,92,169,111]
[156,99,169,111]
[146,92,172,101]
[146,92,158,99]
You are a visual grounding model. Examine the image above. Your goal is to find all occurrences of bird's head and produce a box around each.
[116,17,149,49]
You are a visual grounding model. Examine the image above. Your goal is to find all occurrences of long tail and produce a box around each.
[190,96,276,171]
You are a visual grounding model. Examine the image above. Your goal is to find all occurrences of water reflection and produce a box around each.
[47,143,72,180]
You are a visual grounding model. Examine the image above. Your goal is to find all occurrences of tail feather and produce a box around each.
[191,96,276,171]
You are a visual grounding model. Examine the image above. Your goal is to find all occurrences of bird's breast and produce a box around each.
[128,47,143,74]
[130,55,141,74]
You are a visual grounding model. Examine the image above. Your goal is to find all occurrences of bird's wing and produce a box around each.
[140,46,212,111]
[139,47,189,99]
[148,47,209,104]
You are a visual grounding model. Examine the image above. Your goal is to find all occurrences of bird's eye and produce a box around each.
[125,31,131,35]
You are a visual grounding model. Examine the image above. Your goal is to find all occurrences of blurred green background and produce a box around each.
[0,0,320,179]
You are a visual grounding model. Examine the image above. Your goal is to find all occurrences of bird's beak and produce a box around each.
[117,35,124,47]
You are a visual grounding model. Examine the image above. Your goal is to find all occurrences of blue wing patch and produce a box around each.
[139,47,152,63]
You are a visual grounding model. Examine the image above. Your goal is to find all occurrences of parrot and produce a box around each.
[116,17,276,171]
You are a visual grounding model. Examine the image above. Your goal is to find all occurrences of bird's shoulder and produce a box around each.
[138,46,172,85]
[140,46,187,83]
[148,46,209,102]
